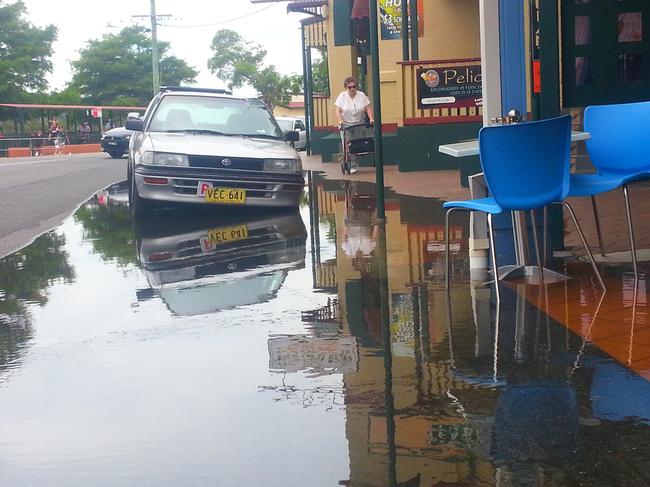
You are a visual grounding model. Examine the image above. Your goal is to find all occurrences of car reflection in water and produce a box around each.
[134,210,307,316]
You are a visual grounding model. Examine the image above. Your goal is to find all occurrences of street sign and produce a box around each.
[91,108,102,118]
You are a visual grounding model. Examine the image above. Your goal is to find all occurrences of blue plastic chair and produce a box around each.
[568,101,650,279]
[444,115,604,301]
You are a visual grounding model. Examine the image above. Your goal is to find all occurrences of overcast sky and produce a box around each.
[20,0,307,95]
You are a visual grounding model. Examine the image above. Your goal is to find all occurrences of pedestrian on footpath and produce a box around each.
[334,76,374,174]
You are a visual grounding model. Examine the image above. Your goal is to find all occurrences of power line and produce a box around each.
[158,4,276,28]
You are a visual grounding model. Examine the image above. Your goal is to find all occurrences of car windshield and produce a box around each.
[276,119,293,132]
[148,95,283,138]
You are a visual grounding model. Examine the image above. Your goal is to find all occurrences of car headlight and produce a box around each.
[263,158,302,172]
[141,151,189,167]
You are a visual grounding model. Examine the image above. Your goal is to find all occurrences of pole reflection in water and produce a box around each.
[375,222,398,487]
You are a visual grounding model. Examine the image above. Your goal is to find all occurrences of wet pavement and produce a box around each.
[0,174,649,486]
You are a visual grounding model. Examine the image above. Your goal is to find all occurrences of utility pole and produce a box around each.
[150,0,159,95]
[133,1,171,96]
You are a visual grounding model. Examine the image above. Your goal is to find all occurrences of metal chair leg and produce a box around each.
[543,206,548,267]
[622,184,639,281]
[487,213,501,303]
[591,195,606,257]
[445,208,457,291]
[530,209,544,284]
[563,201,606,290]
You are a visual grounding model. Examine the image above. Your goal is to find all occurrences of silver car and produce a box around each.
[276,116,307,150]
[126,87,303,215]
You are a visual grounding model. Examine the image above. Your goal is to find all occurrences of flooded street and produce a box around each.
[1,174,649,486]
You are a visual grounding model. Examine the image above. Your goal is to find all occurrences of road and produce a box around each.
[0,152,127,258]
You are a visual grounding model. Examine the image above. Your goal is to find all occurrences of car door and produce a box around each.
[294,119,307,150]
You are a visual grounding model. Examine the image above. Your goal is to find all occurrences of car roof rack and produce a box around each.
[159,86,233,95]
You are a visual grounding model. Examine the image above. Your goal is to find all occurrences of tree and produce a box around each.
[70,26,197,105]
[0,1,57,102]
[208,29,301,111]
[311,53,330,96]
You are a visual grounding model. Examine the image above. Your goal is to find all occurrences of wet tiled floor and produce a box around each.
[0,175,648,486]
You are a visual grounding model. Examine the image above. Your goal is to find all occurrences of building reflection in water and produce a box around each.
[301,173,650,487]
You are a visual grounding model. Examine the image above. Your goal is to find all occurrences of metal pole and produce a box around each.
[401,0,409,61]
[369,0,386,221]
[301,22,312,155]
[409,0,419,60]
[305,43,314,156]
[150,0,160,96]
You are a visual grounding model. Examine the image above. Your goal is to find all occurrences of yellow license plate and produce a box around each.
[206,225,249,246]
[204,187,246,204]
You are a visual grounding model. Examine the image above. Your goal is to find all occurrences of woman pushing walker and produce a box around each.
[335,76,375,174]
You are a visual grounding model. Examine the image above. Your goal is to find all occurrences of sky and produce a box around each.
[20,0,308,96]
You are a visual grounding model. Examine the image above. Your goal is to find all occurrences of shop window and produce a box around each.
[618,53,643,82]
[575,16,591,45]
[618,12,642,43]
[576,57,592,86]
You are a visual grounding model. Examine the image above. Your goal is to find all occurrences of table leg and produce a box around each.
[497,208,568,284]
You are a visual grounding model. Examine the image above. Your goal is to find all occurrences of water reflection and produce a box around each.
[308,174,650,486]
[134,210,306,316]
[0,174,649,485]
[0,232,74,374]
[75,180,136,266]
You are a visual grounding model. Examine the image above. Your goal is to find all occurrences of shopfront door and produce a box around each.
[562,0,650,107]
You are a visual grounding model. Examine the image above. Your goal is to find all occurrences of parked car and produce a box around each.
[134,210,307,316]
[276,116,307,150]
[126,86,302,215]
[100,126,133,158]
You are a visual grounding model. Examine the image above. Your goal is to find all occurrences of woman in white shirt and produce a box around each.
[334,77,374,173]
[335,76,374,127]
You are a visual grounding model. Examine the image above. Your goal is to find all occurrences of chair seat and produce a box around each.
[443,197,503,214]
[568,173,627,197]
[568,171,648,197]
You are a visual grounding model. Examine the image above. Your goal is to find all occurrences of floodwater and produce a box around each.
[0,174,649,486]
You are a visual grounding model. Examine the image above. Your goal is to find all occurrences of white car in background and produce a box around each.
[276,116,307,150]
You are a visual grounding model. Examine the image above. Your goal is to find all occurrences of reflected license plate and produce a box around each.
[204,187,246,204]
[201,224,249,251]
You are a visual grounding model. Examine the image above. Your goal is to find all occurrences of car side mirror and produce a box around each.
[125,119,144,132]
[285,130,299,142]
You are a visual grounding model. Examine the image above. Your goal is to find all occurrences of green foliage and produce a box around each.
[74,202,137,267]
[208,29,300,111]
[0,1,57,102]
[312,53,330,96]
[208,29,266,88]
[254,67,302,111]
[43,86,82,105]
[0,231,74,313]
[70,26,198,105]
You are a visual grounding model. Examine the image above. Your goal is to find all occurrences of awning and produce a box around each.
[287,0,327,15]
[351,0,369,19]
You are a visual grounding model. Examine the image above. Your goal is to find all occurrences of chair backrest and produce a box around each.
[584,101,650,175]
[479,115,572,211]
[165,109,193,130]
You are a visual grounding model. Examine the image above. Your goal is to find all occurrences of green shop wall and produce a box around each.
[397,122,482,186]
[315,129,398,167]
